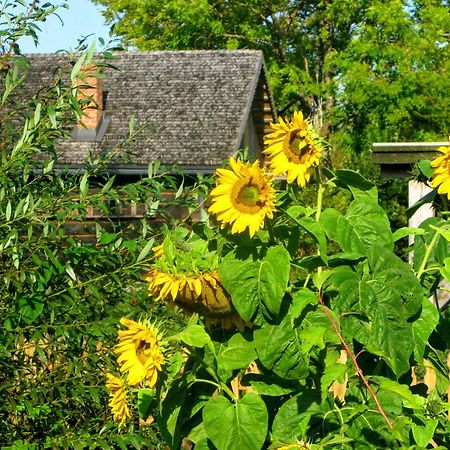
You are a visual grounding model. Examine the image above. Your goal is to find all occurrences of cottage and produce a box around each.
[27,50,276,174]
[24,50,277,236]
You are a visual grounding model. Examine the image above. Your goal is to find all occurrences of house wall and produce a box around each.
[242,113,262,160]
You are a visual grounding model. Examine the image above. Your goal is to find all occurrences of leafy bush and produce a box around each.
[0,4,199,447]
[115,124,450,449]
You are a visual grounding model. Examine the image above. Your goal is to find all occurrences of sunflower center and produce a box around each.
[238,185,260,206]
[285,131,312,160]
[136,339,152,364]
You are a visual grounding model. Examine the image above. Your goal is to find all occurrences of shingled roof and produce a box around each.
[26,50,276,174]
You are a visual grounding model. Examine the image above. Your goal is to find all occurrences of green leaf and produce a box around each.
[129,113,136,134]
[298,326,326,353]
[71,52,87,83]
[416,159,434,179]
[175,324,215,354]
[203,394,268,450]
[376,378,425,409]
[412,418,438,447]
[99,232,116,245]
[246,378,298,396]
[6,200,12,221]
[219,245,290,320]
[47,105,57,128]
[289,288,316,319]
[79,172,89,199]
[320,363,347,398]
[254,314,308,380]
[392,226,425,242]
[101,176,116,193]
[298,216,328,263]
[332,169,378,202]
[137,238,154,262]
[137,388,155,420]
[18,295,44,324]
[406,189,437,220]
[271,390,322,443]
[320,197,393,255]
[216,333,256,372]
[412,298,439,360]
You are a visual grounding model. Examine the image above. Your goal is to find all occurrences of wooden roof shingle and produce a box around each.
[26,50,276,173]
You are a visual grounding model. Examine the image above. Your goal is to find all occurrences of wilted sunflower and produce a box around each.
[115,318,164,387]
[430,142,450,199]
[106,373,131,426]
[208,157,276,237]
[264,111,323,187]
[147,269,237,319]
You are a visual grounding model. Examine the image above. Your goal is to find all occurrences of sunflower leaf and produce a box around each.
[203,394,268,450]
[219,245,290,321]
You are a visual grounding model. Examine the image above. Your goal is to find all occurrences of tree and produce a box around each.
[93,0,449,158]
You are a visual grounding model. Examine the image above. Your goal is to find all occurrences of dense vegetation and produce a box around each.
[1,1,449,449]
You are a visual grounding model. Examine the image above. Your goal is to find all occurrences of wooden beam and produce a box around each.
[372,142,449,178]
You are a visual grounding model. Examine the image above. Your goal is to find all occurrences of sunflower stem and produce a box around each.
[315,167,324,275]
[315,167,324,223]
[185,348,237,400]
[416,227,441,280]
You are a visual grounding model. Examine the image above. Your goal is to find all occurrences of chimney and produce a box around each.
[77,65,103,129]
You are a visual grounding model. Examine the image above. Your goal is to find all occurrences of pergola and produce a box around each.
[372,141,449,235]
[372,141,450,308]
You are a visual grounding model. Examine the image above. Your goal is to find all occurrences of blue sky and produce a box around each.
[19,0,112,53]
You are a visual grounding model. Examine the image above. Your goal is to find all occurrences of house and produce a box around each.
[24,50,277,237]
[26,50,277,174]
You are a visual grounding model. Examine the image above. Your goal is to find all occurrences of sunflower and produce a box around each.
[114,318,164,387]
[430,142,450,199]
[106,373,131,426]
[264,111,323,187]
[147,269,234,317]
[208,157,276,237]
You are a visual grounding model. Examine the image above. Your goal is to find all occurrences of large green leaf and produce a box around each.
[219,245,290,320]
[298,216,328,263]
[271,390,322,443]
[254,314,309,380]
[175,323,215,354]
[328,245,423,376]
[320,208,365,254]
[203,394,268,450]
[367,244,422,319]
[331,169,378,202]
[320,197,393,255]
[412,298,439,360]
[137,388,155,420]
[216,333,257,373]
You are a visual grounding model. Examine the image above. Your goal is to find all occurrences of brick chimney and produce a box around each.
[77,66,103,129]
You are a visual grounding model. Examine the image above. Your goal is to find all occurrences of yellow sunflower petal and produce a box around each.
[264,112,323,186]
[114,318,164,387]
[208,157,276,237]
[430,143,450,199]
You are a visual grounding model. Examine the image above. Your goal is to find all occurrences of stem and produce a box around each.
[315,167,324,223]
[315,166,324,275]
[416,228,440,279]
[317,291,394,430]
[185,349,237,400]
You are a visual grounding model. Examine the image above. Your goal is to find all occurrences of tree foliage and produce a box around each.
[92,0,449,155]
